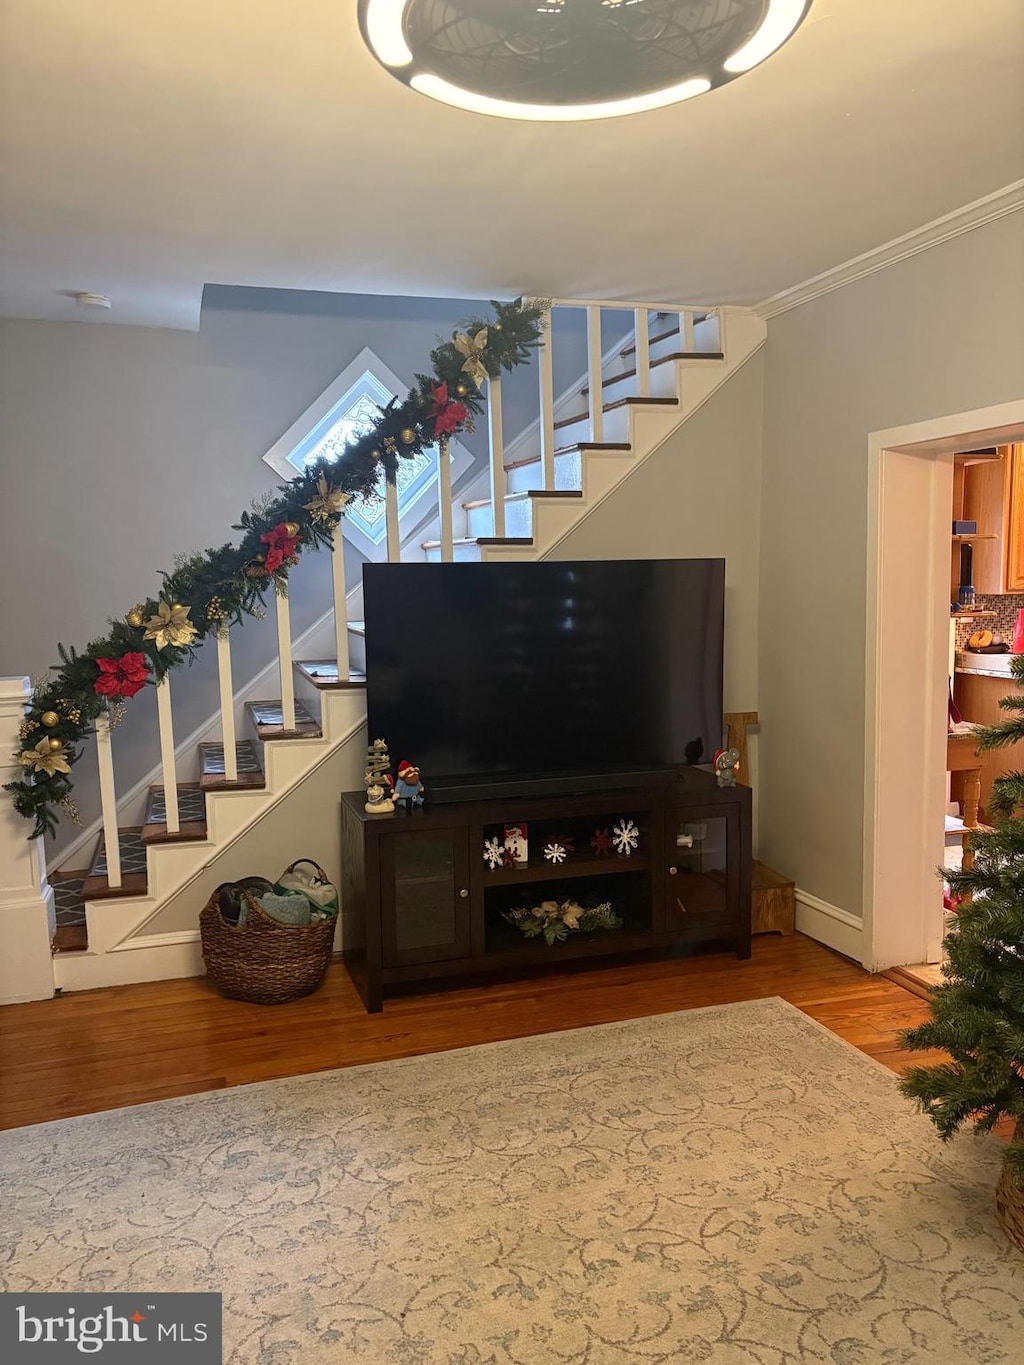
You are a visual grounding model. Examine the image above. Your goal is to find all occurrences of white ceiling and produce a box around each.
[1,0,1022,330]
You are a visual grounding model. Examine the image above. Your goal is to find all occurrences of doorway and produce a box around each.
[864,400,1024,973]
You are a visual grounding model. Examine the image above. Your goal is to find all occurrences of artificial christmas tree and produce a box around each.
[900,654,1024,1251]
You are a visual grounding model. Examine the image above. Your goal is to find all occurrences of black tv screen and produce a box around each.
[362,559,725,794]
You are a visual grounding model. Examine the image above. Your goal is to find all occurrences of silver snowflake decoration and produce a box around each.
[483,836,505,870]
[543,842,567,864]
[612,818,639,856]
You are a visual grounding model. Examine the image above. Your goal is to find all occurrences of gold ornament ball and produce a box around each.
[283,521,299,537]
[400,428,416,445]
[126,608,144,628]
[455,383,468,398]
[171,603,184,613]
[47,737,63,753]
[40,710,60,728]
[493,322,502,332]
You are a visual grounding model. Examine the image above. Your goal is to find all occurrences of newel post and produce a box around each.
[0,677,56,1003]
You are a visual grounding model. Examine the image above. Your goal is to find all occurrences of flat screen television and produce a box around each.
[362,558,725,801]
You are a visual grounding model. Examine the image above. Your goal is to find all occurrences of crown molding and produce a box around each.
[755,180,1024,320]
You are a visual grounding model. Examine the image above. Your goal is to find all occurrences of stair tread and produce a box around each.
[349,620,365,636]
[581,351,725,396]
[199,740,266,791]
[52,923,89,954]
[247,698,322,739]
[421,536,534,549]
[554,395,679,431]
[619,324,680,357]
[142,782,208,845]
[463,490,584,510]
[82,827,149,901]
[295,660,368,691]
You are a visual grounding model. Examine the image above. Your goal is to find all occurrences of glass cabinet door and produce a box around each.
[664,808,736,933]
[382,829,472,967]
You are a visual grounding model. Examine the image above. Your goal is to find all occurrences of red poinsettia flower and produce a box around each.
[260,522,300,574]
[428,383,468,438]
[93,651,150,700]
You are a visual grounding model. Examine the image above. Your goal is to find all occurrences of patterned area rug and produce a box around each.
[2,999,1021,1363]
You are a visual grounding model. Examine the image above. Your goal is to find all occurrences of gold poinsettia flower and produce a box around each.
[303,473,352,524]
[453,326,489,388]
[144,601,198,650]
[18,738,72,777]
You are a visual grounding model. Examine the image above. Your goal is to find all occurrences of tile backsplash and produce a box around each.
[954,594,1024,650]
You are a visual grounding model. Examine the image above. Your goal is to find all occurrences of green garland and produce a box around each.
[6,297,547,839]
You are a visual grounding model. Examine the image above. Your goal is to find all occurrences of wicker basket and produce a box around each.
[200,889,336,1004]
[995,1124,1024,1255]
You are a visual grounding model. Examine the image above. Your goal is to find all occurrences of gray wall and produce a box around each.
[553,348,766,817]
[0,287,612,852]
[759,211,1024,918]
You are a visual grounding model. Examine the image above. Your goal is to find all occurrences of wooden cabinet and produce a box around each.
[1005,446,1024,592]
[380,827,472,967]
[340,773,751,1012]
[956,445,1024,595]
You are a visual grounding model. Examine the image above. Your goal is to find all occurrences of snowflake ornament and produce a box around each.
[590,828,613,857]
[483,836,505,870]
[543,842,568,864]
[612,818,639,856]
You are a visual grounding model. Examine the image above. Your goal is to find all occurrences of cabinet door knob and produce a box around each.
[459,888,469,899]
[668,866,678,876]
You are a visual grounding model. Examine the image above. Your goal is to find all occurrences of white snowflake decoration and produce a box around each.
[483,837,505,870]
[612,818,639,856]
[543,842,567,864]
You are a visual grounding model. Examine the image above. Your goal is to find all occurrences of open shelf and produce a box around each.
[484,854,648,885]
[483,914,654,962]
[950,609,998,619]
[952,534,998,542]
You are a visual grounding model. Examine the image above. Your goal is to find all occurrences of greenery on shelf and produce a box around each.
[6,297,547,840]
[503,898,623,946]
[899,653,1024,1186]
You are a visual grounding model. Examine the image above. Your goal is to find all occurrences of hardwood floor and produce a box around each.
[0,934,942,1132]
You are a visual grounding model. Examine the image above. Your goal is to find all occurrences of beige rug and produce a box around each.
[2,998,1020,1363]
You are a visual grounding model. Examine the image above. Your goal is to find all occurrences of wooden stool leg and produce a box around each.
[961,766,981,891]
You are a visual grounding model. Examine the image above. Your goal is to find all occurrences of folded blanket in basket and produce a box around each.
[237,891,312,927]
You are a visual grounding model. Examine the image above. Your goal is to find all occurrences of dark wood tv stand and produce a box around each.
[339,769,752,1012]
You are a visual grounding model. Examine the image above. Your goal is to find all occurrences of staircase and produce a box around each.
[30,298,766,995]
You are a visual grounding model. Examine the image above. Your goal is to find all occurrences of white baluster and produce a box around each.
[538,309,556,491]
[586,305,603,443]
[634,306,650,398]
[95,711,121,888]
[488,375,506,538]
[437,434,454,561]
[385,479,401,563]
[681,308,696,353]
[331,522,350,681]
[216,628,237,783]
[155,674,179,833]
[276,587,296,731]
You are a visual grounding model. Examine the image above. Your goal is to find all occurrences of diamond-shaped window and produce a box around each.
[262,346,470,559]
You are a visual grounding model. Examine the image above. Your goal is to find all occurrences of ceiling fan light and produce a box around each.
[723,0,809,74]
[362,0,413,67]
[410,72,712,123]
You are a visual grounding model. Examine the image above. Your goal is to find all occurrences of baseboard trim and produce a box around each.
[755,180,1024,319]
[794,887,864,964]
